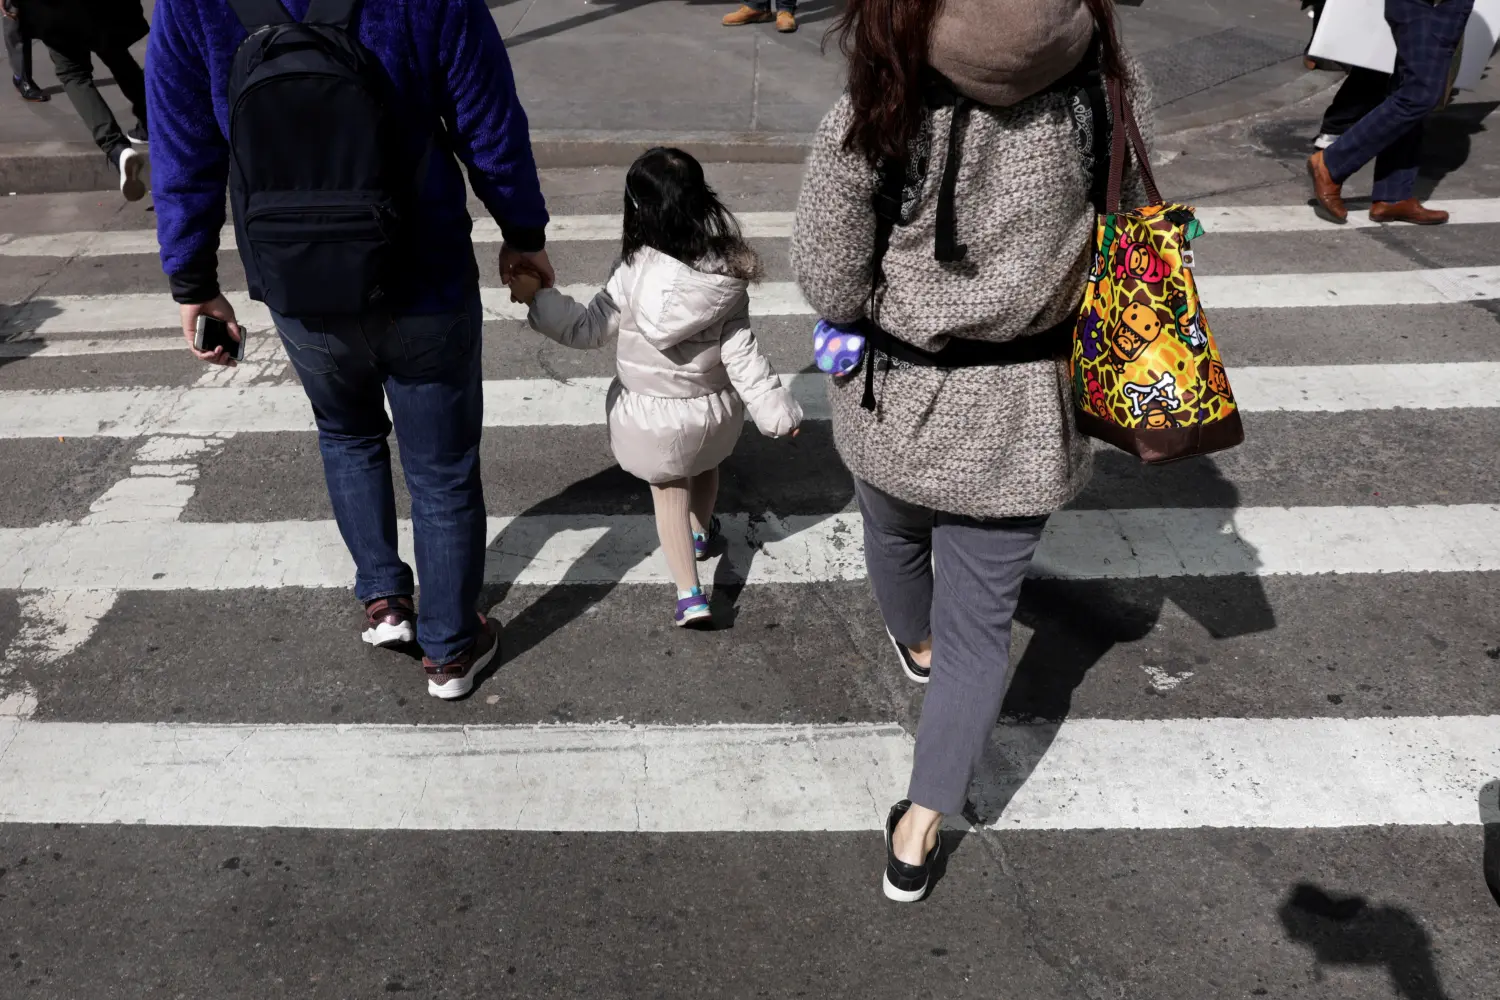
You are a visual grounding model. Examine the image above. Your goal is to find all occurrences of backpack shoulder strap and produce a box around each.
[861,154,907,412]
[226,0,293,29]
[870,154,907,287]
[305,0,359,27]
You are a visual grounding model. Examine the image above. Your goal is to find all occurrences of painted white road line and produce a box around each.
[6,265,1500,338]
[0,213,801,258]
[1,505,1496,591]
[0,715,1494,831]
[0,284,807,337]
[1193,199,1500,232]
[4,199,1500,258]
[0,362,1494,440]
[0,335,181,358]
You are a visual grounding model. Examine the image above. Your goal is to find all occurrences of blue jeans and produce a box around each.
[747,0,796,11]
[274,291,487,664]
[1324,0,1475,202]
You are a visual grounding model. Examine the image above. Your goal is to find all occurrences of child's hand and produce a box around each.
[508,272,542,306]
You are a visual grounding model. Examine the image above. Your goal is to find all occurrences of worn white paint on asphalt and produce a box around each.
[1,362,1494,440]
[1,505,1497,591]
[0,589,119,719]
[6,266,1500,337]
[4,199,1500,257]
[0,715,1494,831]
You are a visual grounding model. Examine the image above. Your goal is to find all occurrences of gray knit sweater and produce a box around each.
[791,70,1152,519]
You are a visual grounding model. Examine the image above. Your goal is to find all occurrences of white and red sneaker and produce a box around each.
[422,615,499,701]
[362,595,416,648]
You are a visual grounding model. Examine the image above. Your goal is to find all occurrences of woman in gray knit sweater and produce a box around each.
[791,0,1150,902]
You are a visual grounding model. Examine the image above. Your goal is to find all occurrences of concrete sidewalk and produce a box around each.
[0,0,1334,193]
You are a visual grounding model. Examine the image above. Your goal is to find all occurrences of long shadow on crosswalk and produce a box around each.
[972,455,1277,820]
[474,431,856,681]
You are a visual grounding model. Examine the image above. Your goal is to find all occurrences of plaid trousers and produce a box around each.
[1324,0,1475,202]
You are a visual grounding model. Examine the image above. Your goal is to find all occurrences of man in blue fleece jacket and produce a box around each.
[147,0,551,698]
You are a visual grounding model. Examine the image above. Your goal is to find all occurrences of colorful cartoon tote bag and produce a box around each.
[1071,77,1244,464]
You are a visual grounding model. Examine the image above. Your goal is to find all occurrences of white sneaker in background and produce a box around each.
[118,147,146,202]
[1314,133,1339,150]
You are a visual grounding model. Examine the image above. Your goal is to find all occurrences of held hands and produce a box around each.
[507,270,542,306]
[500,244,554,307]
[180,295,242,367]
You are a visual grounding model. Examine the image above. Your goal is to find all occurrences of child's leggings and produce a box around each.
[649,467,720,592]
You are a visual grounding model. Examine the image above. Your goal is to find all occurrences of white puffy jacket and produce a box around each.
[528,246,803,484]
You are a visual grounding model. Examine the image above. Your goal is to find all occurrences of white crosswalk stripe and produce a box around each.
[2,197,1499,258]
[2,505,1498,591]
[5,265,1500,338]
[0,362,1494,440]
[1,715,1495,830]
[1,199,1497,848]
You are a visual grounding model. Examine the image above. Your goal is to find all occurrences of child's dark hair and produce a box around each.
[622,147,762,280]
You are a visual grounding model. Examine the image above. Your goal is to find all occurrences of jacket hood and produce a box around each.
[928,0,1094,107]
[619,247,752,349]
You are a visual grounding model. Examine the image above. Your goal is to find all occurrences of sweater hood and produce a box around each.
[928,0,1094,107]
[620,247,752,349]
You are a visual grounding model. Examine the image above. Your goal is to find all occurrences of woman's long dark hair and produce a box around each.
[622,146,757,275]
[829,0,1125,163]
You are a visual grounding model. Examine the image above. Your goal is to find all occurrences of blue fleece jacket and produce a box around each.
[146,0,549,312]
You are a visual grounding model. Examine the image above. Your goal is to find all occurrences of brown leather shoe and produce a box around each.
[1370,199,1450,225]
[776,10,797,31]
[1307,151,1347,224]
[723,5,773,25]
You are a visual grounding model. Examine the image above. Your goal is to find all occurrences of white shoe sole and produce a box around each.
[882,819,932,903]
[427,633,499,700]
[362,620,414,648]
[1314,134,1338,150]
[882,869,930,903]
[119,149,146,202]
[675,605,712,628]
[886,631,930,685]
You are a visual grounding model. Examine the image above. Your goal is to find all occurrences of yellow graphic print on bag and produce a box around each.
[1070,203,1244,462]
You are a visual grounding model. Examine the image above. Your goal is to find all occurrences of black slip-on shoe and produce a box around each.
[883,799,940,903]
[886,630,930,684]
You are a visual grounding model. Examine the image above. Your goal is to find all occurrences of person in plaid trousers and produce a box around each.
[1307,0,1475,226]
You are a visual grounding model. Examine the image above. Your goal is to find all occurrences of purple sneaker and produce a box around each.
[693,515,722,562]
[675,588,712,629]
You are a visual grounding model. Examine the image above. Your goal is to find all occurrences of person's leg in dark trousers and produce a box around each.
[94,44,146,137]
[46,41,129,162]
[854,479,934,654]
[275,309,417,624]
[1323,0,1474,197]
[1320,68,1391,138]
[377,293,487,666]
[906,512,1047,816]
[4,15,42,95]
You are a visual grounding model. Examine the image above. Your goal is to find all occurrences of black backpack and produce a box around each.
[225,0,407,317]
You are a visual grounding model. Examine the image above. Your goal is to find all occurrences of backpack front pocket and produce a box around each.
[244,194,395,318]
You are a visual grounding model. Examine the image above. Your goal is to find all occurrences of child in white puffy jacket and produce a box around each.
[510,147,803,628]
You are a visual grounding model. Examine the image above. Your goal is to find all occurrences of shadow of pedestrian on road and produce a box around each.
[1481,779,1500,907]
[969,457,1277,821]
[1278,882,1453,1000]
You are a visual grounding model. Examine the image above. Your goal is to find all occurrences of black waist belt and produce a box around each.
[858,316,1074,411]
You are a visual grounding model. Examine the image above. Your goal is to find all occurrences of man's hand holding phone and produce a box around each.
[181,295,243,367]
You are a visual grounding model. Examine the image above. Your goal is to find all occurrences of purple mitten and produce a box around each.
[814,319,865,376]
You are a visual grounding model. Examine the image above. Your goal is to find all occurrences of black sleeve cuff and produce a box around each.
[168,260,221,305]
[499,224,546,254]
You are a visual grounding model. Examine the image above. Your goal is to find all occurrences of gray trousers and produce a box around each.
[855,478,1047,815]
[3,16,29,81]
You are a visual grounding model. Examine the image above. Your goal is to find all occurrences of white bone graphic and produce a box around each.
[1123,372,1181,417]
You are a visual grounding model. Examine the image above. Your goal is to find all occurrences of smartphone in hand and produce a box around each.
[195,314,245,362]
